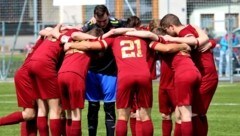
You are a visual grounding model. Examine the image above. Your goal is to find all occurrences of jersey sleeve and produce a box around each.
[100,37,115,49]
[209,39,217,49]
[81,21,96,32]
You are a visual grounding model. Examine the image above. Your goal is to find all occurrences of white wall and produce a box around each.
[190,5,240,37]
[159,0,187,24]
[59,6,83,25]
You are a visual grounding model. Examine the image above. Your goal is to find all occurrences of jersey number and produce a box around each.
[120,40,143,58]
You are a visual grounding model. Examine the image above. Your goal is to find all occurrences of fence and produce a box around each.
[1,0,240,80]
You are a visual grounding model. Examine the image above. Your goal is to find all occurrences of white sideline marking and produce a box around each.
[0,94,15,97]
[211,103,240,106]
[217,84,238,87]
[0,101,17,104]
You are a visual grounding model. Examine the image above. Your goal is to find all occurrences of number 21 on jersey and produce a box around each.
[120,39,143,58]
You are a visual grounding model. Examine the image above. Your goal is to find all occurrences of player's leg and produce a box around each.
[178,105,192,136]
[37,99,49,136]
[85,71,101,136]
[47,98,62,136]
[137,76,154,136]
[192,79,218,136]
[159,88,175,136]
[218,50,224,76]
[104,102,116,136]
[129,111,136,136]
[101,74,117,136]
[115,108,131,136]
[70,108,82,136]
[66,73,86,136]
[173,107,182,136]
[138,107,154,136]
[87,101,100,136]
[129,96,138,136]
[225,50,230,77]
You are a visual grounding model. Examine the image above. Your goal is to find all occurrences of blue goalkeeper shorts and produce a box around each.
[85,71,117,102]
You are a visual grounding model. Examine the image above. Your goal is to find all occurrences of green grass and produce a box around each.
[0,81,240,136]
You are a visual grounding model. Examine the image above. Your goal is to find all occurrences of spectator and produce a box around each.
[219,33,239,77]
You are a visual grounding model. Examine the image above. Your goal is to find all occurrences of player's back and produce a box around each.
[111,35,151,77]
[182,25,218,80]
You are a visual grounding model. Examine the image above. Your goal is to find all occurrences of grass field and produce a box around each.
[0,81,240,136]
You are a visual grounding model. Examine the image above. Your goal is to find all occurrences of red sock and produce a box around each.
[141,120,154,136]
[162,120,172,136]
[130,118,136,136]
[21,119,37,136]
[21,121,27,136]
[0,111,24,126]
[66,119,72,136]
[115,120,127,136]
[60,117,67,136]
[181,121,192,136]
[200,115,208,136]
[50,119,62,136]
[70,120,82,136]
[192,116,201,136]
[135,120,142,136]
[37,116,49,136]
[174,123,181,136]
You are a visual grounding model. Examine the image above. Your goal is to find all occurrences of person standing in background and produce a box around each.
[219,33,239,77]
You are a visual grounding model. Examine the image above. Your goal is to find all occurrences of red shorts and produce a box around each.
[29,60,60,99]
[159,88,176,115]
[175,69,201,106]
[58,72,86,110]
[14,63,37,108]
[192,79,218,114]
[116,75,152,109]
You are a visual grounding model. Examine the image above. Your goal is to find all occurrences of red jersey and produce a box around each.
[147,48,157,80]
[101,36,151,78]
[58,52,91,78]
[30,29,79,70]
[159,53,175,89]
[179,25,218,81]
[23,37,44,65]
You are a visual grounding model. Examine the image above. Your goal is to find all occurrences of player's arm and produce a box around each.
[198,39,217,52]
[64,40,106,51]
[192,25,209,46]
[101,28,136,39]
[149,41,191,53]
[38,27,53,37]
[71,31,97,40]
[163,34,198,47]
[125,30,159,41]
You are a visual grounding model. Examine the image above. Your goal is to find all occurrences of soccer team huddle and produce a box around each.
[0,4,218,136]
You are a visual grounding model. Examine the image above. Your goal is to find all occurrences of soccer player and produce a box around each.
[0,32,47,136]
[124,27,196,136]
[80,5,125,136]
[28,24,72,136]
[47,25,104,136]
[158,14,204,136]
[160,13,218,136]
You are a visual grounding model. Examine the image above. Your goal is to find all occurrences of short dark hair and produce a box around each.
[160,14,182,29]
[86,27,104,37]
[94,5,109,18]
[126,16,141,28]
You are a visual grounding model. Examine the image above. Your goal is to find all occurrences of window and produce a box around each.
[225,13,239,31]
[200,14,214,31]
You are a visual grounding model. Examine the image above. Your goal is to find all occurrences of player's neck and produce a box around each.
[175,25,185,35]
